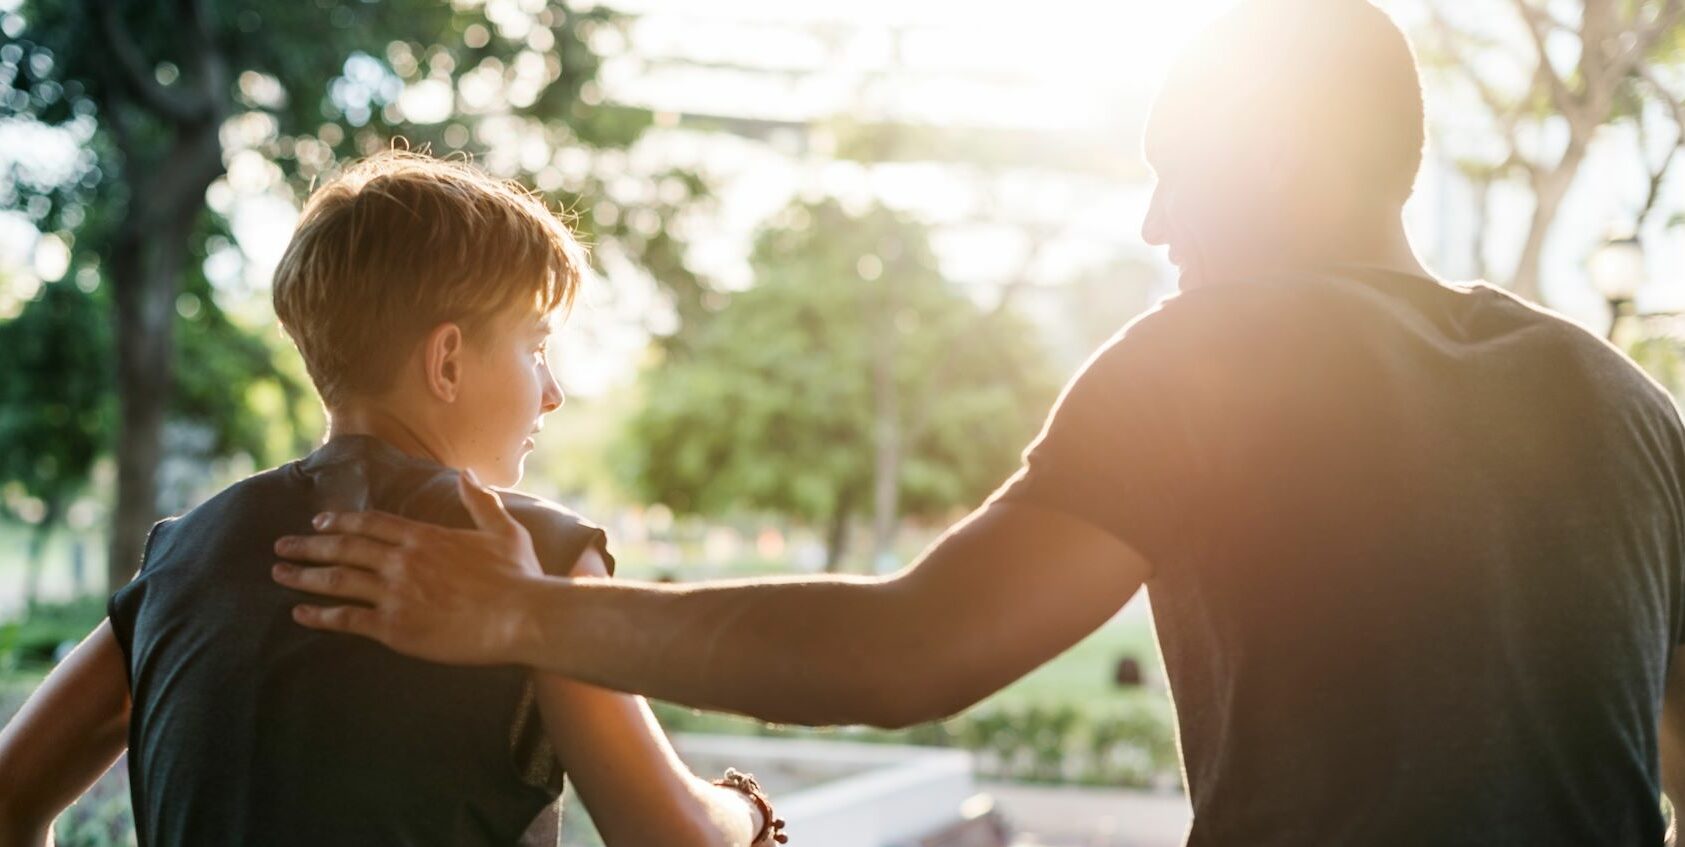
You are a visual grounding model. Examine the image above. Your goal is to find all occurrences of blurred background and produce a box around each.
[3,0,1685,844]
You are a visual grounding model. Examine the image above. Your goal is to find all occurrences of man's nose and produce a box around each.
[1142,189,1170,247]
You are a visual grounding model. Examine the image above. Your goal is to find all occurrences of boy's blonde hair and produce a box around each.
[272,151,585,408]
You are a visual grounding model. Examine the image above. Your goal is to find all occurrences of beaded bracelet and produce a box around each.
[712,767,788,844]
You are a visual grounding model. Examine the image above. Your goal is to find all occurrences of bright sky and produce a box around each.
[596,0,1230,126]
[5,0,1683,397]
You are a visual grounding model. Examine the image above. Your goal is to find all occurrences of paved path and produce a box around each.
[981,781,1191,847]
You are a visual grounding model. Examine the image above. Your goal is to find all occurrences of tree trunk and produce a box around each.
[868,273,902,572]
[824,498,853,573]
[108,240,175,589]
[869,308,901,572]
[1468,174,1492,282]
[106,119,226,590]
[1508,149,1586,304]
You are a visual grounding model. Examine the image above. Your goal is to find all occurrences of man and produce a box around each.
[274,2,1685,843]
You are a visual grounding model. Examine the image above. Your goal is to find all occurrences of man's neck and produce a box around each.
[327,402,455,468]
[1310,216,1430,281]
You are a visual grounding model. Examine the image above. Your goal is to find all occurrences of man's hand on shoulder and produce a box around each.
[271,469,554,666]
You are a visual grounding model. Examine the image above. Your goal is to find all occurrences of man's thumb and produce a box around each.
[458,468,515,532]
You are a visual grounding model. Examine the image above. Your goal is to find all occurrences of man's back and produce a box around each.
[109,436,606,846]
[1002,268,1685,843]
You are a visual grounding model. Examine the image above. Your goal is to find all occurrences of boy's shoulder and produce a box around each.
[494,488,615,577]
[384,470,614,578]
[153,456,611,578]
[148,460,310,544]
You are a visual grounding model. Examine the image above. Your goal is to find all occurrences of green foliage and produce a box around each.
[169,230,318,466]
[0,594,107,671]
[651,698,1178,789]
[1,0,712,560]
[1627,332,1685,399]
[0,277,114,526]
[6,0,712,325]
[622,200,1059,530]
[52,784,136,847]
[0,243,314,541]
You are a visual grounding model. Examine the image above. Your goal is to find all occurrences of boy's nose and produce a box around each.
[540,369,564,414]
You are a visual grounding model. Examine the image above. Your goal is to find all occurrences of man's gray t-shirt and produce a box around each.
[998,268,1685,845]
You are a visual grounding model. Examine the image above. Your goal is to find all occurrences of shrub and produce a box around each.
[0,595,108,672]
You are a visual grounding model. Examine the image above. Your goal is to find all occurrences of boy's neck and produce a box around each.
[327,402,454,469]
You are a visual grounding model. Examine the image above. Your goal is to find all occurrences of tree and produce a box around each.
[0,231,313,602]
[622,200,1059,570]
[1420,0,1685,302]
[0,274,112,603]
[4,0,707,587]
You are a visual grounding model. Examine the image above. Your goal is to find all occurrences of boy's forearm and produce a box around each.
[513,574,930,727]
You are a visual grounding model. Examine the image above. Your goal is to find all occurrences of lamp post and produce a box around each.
[1589,233,1647,342]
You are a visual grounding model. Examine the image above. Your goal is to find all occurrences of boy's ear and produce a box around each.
[421,321,466,403]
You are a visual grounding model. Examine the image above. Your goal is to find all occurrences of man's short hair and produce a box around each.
[272,151,585,408]
[1152,0,1426,203]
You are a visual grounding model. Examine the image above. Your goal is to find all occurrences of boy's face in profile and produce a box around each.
[445,300,564,487]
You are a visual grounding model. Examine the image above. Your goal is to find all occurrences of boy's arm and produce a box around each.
[530,547,764,847]
[0,621,131,845]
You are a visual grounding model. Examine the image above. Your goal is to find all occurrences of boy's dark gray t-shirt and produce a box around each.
[108,435,611,847]
[997,268,1685,845]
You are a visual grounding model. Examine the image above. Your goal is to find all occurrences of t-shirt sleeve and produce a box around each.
[990,299,1211,568]
[507,497,615,579]
[106,517,178,670]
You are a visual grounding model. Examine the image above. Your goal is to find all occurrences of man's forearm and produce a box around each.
[513,574,936,728]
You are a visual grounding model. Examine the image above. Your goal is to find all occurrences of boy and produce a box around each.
[0,152,778,846]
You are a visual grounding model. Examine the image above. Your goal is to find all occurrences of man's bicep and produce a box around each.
[992,319,1198,569]
[887,500,1149,718]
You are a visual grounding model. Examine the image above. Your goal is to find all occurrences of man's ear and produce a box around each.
[421,321,466,403]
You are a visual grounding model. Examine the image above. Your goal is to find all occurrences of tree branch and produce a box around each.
[1511,0,1580,123]
[91,0,208,125]
[179,0,228,116]
[1637,65,1685,228]
[1614,0,1684,72]
[1424,4,1540,176]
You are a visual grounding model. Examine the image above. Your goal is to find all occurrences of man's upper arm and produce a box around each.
[988,299,1209,568]
[884,499,1149,721]
[876,303,1209,720]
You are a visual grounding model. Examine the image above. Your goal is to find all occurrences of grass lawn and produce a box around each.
[0,524,104,618]
[988,607,1164,712]
[615,555,1171,718]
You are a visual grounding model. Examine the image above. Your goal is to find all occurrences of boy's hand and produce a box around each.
[271,469,552,666]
